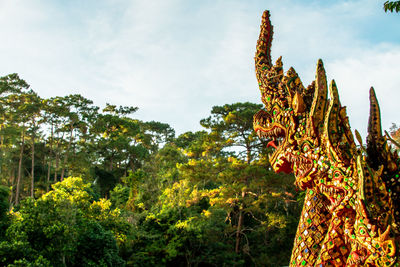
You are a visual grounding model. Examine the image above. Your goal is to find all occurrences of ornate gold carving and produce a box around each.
[254,10,399,266]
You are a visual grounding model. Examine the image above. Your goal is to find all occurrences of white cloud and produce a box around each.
[0,0,398,136]
[260,0,400,139]
[327,45,400,138]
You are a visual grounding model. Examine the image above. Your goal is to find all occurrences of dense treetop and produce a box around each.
[0,73,398,266]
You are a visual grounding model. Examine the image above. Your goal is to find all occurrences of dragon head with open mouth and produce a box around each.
[253,11,399,266]
[253,11,356,198]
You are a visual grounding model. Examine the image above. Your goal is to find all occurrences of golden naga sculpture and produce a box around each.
[253,10,400,266]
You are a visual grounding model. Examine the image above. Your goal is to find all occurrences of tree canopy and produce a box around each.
[0,72,307,266]
[384,1,400,12]
[2,71,395,266]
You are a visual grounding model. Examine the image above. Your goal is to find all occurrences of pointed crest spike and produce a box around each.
[308,59,328,136]
[253,12,399,265]
[367,87,382,141]
[355,129,365,151]
[255,10,273,77]
[365,87,387,169]
[323,79,341,150]
[276,56,282,68]
[255,10,277,106]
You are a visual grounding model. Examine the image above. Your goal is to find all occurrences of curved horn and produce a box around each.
[255,10,273,86]
[324,79,341,146]
[307,59,328,137]
[366,87,386,169]
[367,87,383,143]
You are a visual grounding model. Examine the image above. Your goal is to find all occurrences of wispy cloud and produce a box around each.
[327,45,400,136]
[0,0,399,136]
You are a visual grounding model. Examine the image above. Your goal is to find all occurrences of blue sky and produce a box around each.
[0,0,399,138]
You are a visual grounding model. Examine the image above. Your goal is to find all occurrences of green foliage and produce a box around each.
[110,184,130,209]
[0,72,305,266]
[125,171,300,266]
[94,167,118,198]
[200,102,265,161]
[6,255,52,267]
[126,187,242,266]
[0,186,9,240]
[74,221,125,267]
[384,1,400,12]
[123,103,301,266]
[0,177,129,266]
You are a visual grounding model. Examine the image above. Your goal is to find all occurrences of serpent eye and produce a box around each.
[358,226,368,237]
[300,141,312,153]
[333,170,343,181]
[302,143,311,153]
[272,107,280,117]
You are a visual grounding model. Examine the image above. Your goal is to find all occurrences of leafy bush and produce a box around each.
[0,177,128,266]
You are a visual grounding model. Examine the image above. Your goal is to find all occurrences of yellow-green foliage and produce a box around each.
[1,177,129,266]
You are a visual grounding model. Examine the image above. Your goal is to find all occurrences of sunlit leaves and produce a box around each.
[0,177,129,266]
[384,1,400,12]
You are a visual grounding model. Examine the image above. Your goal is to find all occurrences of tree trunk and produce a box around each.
[53,131,64,182]
[235,190,246,254]
[46,124,54,192]
[15,127,25,205]
[235,146,252,254]
[54,144,60,182]
[0,124,3,174]
[109,150,114,171]
[246,144,251,165]
[0,124,3,147]
[46,155,51,192]
[31,118,35,198]
[9,168,15,207]
[61,125,73,181]
[235,145,253,253]
[129,158,135,173]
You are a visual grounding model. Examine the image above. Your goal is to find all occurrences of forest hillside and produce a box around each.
[0,73,376,266]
